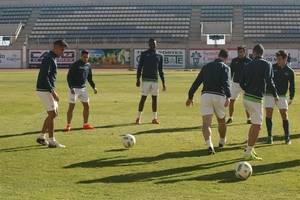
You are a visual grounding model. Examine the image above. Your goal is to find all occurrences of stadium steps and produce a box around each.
[13,8,40,47]
[231,7,244,44]
[189,7,202,44]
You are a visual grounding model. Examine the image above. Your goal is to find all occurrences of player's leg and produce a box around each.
[243,99,262,160]
[136,95,147,124]
[201,94,215,154]
[265,108,274,144]
[217,117,226,148]
[214,95,227,148]
[82,101,94,129]
[151,95,160,124]
[80,88,94,129]
[280,109,291,144]
[47,109,65,148]
[65,103,75,131]
[227,99,235,124]
[264,95,275,144]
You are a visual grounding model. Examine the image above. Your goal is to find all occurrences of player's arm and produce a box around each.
[239,64,247,91]
[158,54,166,91]
[40,58,54,92]
[265,64,278,99]
[229,59,235,80]
[136,53,144,87]
[87,67,97,94]
[67,63,76,94]
[222,66,231,107]
[186,68,204,106]
[289,69,295,102]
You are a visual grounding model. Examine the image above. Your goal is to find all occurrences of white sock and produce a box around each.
[219,138,226,145]
[153,112,158,119]
[205,137,213,148]
[39,133,46,139]
[137,111,142,119]
[245,145,253,155]
[49,137,56,143]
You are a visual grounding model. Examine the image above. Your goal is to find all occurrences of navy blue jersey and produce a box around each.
[36,51,57,92]
[188,59,231,99]
[67,59,95,89]
[137,49,165,83]
[230,57,252,83]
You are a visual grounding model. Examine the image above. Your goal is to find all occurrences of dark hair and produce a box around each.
[253,44,264,56]
[81,50,89,55]
[53,40,68,48]
[237,46,246,52]
[218,49,229,59]
[149,38,155,43]
[276,50,288,59]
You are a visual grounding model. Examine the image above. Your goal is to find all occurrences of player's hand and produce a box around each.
[136,80,140,87]
[288,99,293,105]
[186,99,193,107]
[93,88,98,94]
[70,88,75,94]
[224,98,230,107]
[274,96,279,102]
[163,84,166,91]
[51,90,59,102]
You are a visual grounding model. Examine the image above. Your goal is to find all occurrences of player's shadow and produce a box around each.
[132,123,246,136]
[0,145,46,153]
[0,123,135,139]
[65,144,245,170]
[76,158,242,184]
[77,159,300,185]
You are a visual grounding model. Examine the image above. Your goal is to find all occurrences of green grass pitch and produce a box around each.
[0,70,299,200]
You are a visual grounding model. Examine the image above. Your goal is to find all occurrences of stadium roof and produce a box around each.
[0,0,300,6]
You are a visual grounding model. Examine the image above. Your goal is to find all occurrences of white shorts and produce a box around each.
[201,93,226,119]
[243,98,263,125]
[37,91,58,112]
[69,87,89,104]
[230,82,243,100]
[141,81,159,96]
[264,95,288,110]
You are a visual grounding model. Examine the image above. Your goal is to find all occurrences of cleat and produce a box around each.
[135,118,141,125]
[266,136,273,144]
[285,139,291,145]
[36,137,48,146]
[247,119,252,124]
[48,141,66,148]
[64,124,71,132]
[226,118,233,124]
[208,147,216,155]
[152,118,160,124]
[83,124,94,130]
[244,152,262,161]
[218,143,224,148]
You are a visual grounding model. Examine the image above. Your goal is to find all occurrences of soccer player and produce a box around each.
[264,50,295,144]
[64,50,97,132]
[226,46,252,124]
[240,44,278,160]
[186,49,231,155]
[135,38,166,124]
[36,40,68,148]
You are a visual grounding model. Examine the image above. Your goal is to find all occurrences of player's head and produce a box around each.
[148,38,157,50]
[218,48,229,63]
[276,50,288,67]
[81,50,89,63]
[252,44,264,58]
[237,46,246,59]
[53,40,68,57]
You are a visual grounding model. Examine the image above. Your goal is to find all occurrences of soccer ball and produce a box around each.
[122,134,136,148]
[234,161,253,180]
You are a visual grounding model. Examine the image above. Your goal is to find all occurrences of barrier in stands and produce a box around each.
[134,49,185,69]
[82,49,130,68]
[189,49,237,68]
[28,50,76,68]
[248,49,299,69]
[0,50,22,68]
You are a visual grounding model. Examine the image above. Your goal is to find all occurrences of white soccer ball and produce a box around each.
[234,161,253,180]
[122,134,136,148]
